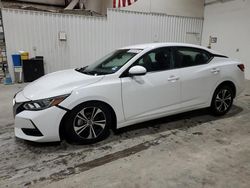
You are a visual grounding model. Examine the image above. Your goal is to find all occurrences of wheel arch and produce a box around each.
[214,80,236,98]
[59,100,117,141]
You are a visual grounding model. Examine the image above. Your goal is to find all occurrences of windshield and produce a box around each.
[76,49,142,75]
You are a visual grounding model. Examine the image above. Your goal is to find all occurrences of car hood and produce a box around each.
[23,69,104,100]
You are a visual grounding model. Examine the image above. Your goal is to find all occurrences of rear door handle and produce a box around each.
[211,68,220,74]
[168,75,180,82]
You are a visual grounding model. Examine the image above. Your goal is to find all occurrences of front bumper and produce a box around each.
[14,106,67,142]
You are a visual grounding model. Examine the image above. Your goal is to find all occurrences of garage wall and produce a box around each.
[2,8,203,81]
[202,0,250,79]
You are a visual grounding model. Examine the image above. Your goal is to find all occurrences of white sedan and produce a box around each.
[13,43,245,144]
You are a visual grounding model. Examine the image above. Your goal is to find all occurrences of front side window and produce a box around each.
[76,49,141,75]
[174,47,211,68]
[134,48,172,72]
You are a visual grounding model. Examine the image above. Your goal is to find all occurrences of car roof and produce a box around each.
[120,42,223,55]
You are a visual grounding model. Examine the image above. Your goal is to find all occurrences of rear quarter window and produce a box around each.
[174,47,211,68]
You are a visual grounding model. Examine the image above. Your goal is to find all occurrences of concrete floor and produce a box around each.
[0,81,250,188]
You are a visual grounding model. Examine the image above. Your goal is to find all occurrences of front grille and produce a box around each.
[13,102,43,137]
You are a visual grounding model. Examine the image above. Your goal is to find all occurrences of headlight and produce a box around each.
[23,94,70,111]
[13,90,22,105]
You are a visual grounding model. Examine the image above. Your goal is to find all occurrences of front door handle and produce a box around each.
[168,75,180,82]
[211,68,220,74]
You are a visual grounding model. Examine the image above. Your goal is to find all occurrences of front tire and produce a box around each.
[64,102,112,144]
[210,85,234,116]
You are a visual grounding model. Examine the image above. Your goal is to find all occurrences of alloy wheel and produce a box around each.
[215,89,232,113]
[73,107,106,139]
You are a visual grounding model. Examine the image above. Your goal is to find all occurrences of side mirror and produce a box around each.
[128,65,147,76]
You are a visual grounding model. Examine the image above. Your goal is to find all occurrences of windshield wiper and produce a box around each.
[76,67,108,76]
[85,71,102,75]
[75,67,92,75]
[77,70,98,76]
[76,66,86,71]
[83,71,96,75]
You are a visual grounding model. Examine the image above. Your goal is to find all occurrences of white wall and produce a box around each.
[202,0,250,79]
[120,0,204,18]
[2,9,203,81]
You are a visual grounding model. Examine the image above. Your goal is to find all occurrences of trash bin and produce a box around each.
[12,54,22,83]
[23,56,44,82]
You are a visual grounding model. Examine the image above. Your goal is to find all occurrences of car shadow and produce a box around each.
[114,105,243,134]
[18,105,243,148]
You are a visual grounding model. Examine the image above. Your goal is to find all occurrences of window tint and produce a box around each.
[101,53,134,68]
[78,49,139,75]
[174,47,211,68]
[135,48,172,72]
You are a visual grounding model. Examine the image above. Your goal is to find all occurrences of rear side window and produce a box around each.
[173,47,211,68]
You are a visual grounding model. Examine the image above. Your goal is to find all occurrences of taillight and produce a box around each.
[237,64,245,72]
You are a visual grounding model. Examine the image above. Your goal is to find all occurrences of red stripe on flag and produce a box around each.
[122,0,126,7]
[113,0,137,8]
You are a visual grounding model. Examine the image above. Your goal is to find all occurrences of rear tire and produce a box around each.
[210,85,234,116]
[64,102,111,144]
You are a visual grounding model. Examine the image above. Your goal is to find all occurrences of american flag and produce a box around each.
[113,0,138,8]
